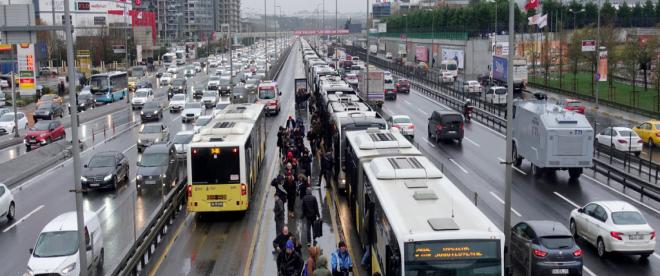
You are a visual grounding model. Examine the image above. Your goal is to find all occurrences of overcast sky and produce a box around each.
[241,0,366,16]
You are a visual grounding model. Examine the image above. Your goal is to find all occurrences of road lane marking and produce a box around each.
[583,266,597,276]
[422,138,436,148]
[403,99,413,106]
[654,253,660,261]
[148,213,192,276]
[553,192,581,209]
[582,174,660,215]
[449,158,469,174]
[489,192,522,217]
[497,157,527,175]
[123,144,136,154]
[464,137,480,147]
[3,204,45,233]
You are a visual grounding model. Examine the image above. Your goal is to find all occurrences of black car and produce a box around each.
[33,102,64,121]
[81,151,130,191]
[136,144,179,194]
[140,101,164,122]
[168,78,187,98]
[192,85,205,99]
[427,108,464,144]
[136,80,153,89]
[155,72,163,79]
[231,86,250,103]
[76,93,95,111]
[511,220,583,276]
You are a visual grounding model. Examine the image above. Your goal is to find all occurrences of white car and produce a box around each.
[181,102,205,123]
[173,130,194,158]
[0,183,15,222]
[385,52,392,59]
[463,80,482,93]
[193,62,202,72]
[207,76,221,91]
[159,73,173,86]
[570,201,655,258]
[201,90,219,109]
[168,94,187,113]
[131,88,154,109]
[166,66,178,75]
[0,112,28,135]
[440,71,455,83]
[388,115,415,138]
[194,115,213,133]
[596,127,643,156]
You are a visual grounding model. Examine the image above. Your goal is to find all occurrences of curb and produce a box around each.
[4,146,69,188]
[0,137,22,149]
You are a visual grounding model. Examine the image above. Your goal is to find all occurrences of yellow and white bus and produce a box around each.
[186,103,265,212]
[360,155,505,275]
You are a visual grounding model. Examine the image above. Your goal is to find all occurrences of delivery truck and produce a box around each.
[492,55,527,92]
[358,65,385,108]
[512,100,594,179]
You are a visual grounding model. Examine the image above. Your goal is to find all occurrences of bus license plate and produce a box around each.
[210,202,223,207]
[552,269,569,274]
[630,234,644,240]
[145,180,156,185]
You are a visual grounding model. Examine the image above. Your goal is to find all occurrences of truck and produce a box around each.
[511,100,594,180]
[357,65,385,108]
[492,55,527,92]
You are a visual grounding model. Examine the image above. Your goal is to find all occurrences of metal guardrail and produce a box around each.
[595,143,660,184]
[346,46,660,204]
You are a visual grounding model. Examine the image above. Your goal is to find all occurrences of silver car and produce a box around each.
[137,123,170,152]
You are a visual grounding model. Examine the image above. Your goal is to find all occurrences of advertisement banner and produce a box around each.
[415,46,429,62]
[377,23,387,33]
[17,44,36,96]
[129,10,157,41]
[598,51,607,82]
[492,41,509,56]
[293,29,350,35]
[441,48,465,69]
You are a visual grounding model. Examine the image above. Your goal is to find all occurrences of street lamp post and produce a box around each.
[594,0,602,133]
[263,0,268,75]
[568,8,585,30]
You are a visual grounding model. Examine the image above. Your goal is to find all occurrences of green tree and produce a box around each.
[632,3,644,27]
[584,2,598,27]
[621,39,640,105]
[638,36,657,91]
[618,2,632,27]
[600,1,617,26]
[642,0,655,27]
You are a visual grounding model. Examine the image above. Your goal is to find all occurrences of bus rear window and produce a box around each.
[191,147,240,184]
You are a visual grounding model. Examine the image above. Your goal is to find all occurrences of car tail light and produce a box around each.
[610,231,624,240]
[655,132,660,137]
[618,139,628,144]
[436,124,444,131]
[533,249,548,257]
[187,184,192,197]
[651,231,656,240]
[459,123,464,130]
[393,124,400,129]
[638,139,644,144]
[241,183,247,196]
[573,249,583,257]
[408,124,415,129]
[396,83,400,87]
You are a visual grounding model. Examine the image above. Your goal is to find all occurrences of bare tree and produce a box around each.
[36,18,61,67]
[621,38,640,106]
[567,28,589,92]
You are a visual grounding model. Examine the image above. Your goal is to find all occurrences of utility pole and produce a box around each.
[365,0,369,98]
[594,0,601,134]
[10,46,17,138]
[63,0,88,273]
[264,0,268,75]
[503,0,515,274]
[335,0,338,69]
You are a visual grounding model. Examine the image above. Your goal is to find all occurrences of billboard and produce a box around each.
[293,29,350,35]
[415,46,429,62]
[17,43,36,96]
[441,48,465,69]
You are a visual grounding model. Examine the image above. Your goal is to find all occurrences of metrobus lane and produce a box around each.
[144,45,300,276]
[381,85,660,275]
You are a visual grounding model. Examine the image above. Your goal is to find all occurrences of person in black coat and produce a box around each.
[272,226,292,254]
[301,187,320,246]
[277,240,304,276]
[283,174,297,218]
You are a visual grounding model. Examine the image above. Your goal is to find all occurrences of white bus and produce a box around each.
[360,155,505,275]
[175,50,186,65]
[344,128,423,238]
[162,53,176,68]
[186,103,266,212]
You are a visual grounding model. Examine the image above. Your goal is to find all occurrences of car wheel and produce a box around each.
[26,145,31,152]
[531,164,543,177]
[635,152,641,157]
[124,169,129,183]
[640,253,651,259]
[597,238,607,258]
[512,144,523,167]
[113,176,119,191]
[570,219,578,239]
[7,202,15,220]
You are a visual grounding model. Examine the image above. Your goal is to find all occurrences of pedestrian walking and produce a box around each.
[301,187,320,246]
[273,226,293,254]
[273,193,285,237]
[286,116,296,129]
[330,241,353,276]
[313,255,332,276]
[303,244,320,276]
[277,240,304,276]
[284,174,297,218]
[319,151,334,186]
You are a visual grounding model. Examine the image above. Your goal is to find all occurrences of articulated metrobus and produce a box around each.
[344,128,422,243]
[186,103,265,212]
[90,71,128,103]
[359,155,505,275]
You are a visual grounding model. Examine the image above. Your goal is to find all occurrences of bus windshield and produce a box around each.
[90,76,109,93]
[163,55,174,63]
[191,147,241,184]
[404,240,501,276]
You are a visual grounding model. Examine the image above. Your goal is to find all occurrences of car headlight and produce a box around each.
[153,110,158,114]
[154,138,160,143]
[160,174,166,179]
[179,86,183,89]
[61,262,76,274]
[26,267,34,276]
[104,174,113,181]
[137,139,142,143]
[81,176,87,182]
[136,175,142,180]
[140,111,144,115]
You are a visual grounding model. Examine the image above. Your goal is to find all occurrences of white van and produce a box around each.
[485,86,507,105]
[27,211,104,276]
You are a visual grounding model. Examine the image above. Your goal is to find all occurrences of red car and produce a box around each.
[24,120,66,151]
[395,79,411,93]
[559,99,586,114]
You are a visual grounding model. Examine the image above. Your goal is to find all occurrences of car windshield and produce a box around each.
[39,102,54,109]
[196,117,212,127]
[131,68,145,77]
[495,88,507,95]
[88,155,115,167]
[174,133,193,144]
[612,211,647,225]
[143,102,159,109]
[246,79,259,85]
[172,79,185,86]
[140,153,169,167]
[171,95,186,101]
[540,236,575,249]
[0,113,16,122]
[162,73,171,78]
[185,102,202,109]
[393,117,411,124]
[33,231,78,258]
[141,124,162,133]
[215,103,229,110]
[79,94,92,100]
[135,91,149,98]
[203,91,217,97]
[259,88,276,99]
[447,64,458,70]
[30,121,51,131]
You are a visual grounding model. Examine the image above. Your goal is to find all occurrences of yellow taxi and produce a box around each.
[633,120,660,146]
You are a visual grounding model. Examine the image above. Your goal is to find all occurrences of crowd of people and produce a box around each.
[271,95,353,276]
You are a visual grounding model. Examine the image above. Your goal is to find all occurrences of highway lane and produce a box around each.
[0,66,211,276]
[144,43,298,276]
[381,82,660,275]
